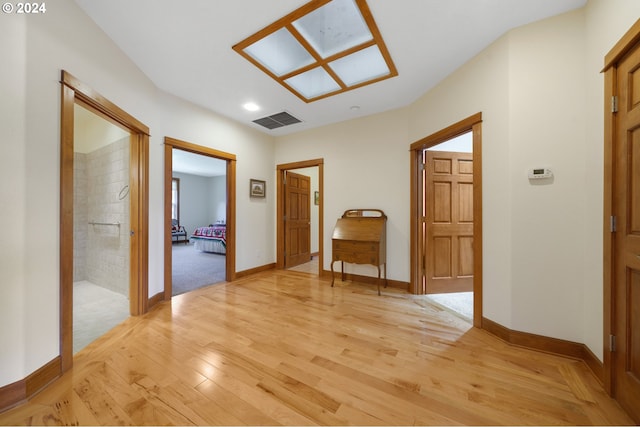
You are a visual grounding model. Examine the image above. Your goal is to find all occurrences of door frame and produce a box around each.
[163,137,237,299]
[276,159,324,275]
[410,113,483,327]
[602,19,640,397]
[60,70,150,372]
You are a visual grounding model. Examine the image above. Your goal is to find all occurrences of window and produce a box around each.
[232,0,397,102]
[172,178,180,223]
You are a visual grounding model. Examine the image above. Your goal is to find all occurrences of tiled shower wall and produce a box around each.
[73,137,130,297]
[73,152,88,281]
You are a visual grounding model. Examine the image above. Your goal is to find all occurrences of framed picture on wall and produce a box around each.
[250,179,266,198]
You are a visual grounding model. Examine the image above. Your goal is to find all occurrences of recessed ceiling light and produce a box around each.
[233,0,397,103]
[350,105,360,111]
[243,102,260,112]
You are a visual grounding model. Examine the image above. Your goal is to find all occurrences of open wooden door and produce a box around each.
[609,36,640,423]
[424,150,473,294]
[285,171,311,268]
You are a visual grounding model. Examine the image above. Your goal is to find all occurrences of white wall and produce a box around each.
[275,108,410,280]
[156,92,275,280]
[0,13,27,387]
[507,11,587,342]
[74,104,129,153]
[209,176,227,225]
[173,172,211,236]
[0,0,274,386]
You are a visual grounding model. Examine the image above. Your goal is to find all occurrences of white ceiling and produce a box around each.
[74,0,587,137]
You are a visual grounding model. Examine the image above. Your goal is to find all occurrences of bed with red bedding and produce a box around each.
[191,224,226,254]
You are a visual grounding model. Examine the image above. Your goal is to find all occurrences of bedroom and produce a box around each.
[171,150,228,296]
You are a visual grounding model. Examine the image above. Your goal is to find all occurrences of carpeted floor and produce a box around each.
[172,242,226,295]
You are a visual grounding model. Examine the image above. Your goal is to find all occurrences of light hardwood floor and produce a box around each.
[0,270,633,425]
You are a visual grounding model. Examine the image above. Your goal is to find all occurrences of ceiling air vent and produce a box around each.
[252,111,301,130]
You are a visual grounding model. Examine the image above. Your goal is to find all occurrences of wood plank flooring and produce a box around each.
[0,270,634,425]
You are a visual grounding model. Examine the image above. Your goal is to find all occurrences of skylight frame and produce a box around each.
[232,0,397,103]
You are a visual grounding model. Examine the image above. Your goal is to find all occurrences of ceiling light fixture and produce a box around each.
[243,102,260,112]
[232,0,397,103]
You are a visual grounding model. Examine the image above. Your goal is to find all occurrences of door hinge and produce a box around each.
[610,334,616,352]
[611,96,618,113]
[610,215,617,232]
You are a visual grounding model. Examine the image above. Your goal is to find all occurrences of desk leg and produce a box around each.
[384,262,388,288]
[376,266,381,296]
[341,261,345,282]
[331,260,335,287]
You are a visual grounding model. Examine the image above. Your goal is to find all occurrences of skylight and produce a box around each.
[232,0,397,103]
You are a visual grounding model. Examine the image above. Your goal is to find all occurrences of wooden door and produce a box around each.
[612,41,640,423]
[285,171,311,268]
[424,150,473,294]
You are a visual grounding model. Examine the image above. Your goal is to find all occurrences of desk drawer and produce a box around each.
[333,251,378,265]
[333,240,377,253]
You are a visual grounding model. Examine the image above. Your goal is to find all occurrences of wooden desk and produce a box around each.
[330,209,387,295]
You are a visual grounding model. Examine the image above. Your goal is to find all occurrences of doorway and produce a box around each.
[422,133,474,321]
[171,150,227,295]
[283,169,319,272]
[410,113,483,327]
[60,71,150,372]
[163,137,237,300]
[72,103,131,353]
[276,159,324,276]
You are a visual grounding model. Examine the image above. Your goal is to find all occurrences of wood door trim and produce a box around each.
[59,70,149,374]
[410,113,482,152]
[276,159,324,274]
[61,72,149,135]
[409,113,483,328]
[130,133,150,315]
[163,137,237,300]
[603,19,640,72]
[602,19,640,397]
[164,136,237,161]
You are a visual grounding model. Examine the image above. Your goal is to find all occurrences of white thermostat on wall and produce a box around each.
[528,168,553,179]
